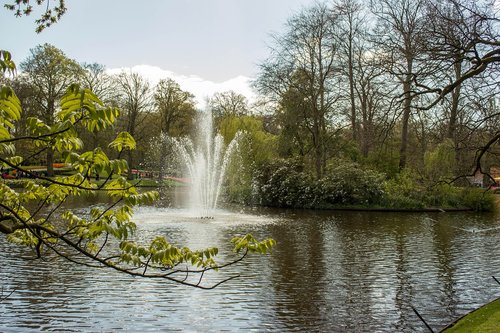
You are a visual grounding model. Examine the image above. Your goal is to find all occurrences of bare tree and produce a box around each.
[78,63,118,151]
[353,50,388,157]
[256,3,342,179]
[335,0,366,141]
[416,0,499,109]
[80,63,117,104]
[208,90,249,125]
[370,0,428,170]
[418,0,500,178]
[114,71,152,179]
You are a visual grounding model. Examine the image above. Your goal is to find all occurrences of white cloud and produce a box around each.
[106,65,256,108]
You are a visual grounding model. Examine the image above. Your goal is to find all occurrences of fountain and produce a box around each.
[173,111,240,217]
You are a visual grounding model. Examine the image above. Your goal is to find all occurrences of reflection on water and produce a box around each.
[1,202,499,332]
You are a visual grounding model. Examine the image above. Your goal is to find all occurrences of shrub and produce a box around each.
[383,169,496,211]
[459,187,496,212]
[319,162,386,205]
[383,169,427,208]
[424,139,456,183]
[426,183,462,208]
[252,159,386,208]
[253,158,319,208]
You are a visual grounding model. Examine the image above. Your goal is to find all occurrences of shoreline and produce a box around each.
[311,206,474,213]
[3,179,499,213]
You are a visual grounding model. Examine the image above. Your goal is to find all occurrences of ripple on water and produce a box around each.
[1,209,499,332]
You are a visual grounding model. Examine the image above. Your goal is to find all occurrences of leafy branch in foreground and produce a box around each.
[0,50,16,74]
[4,0,67,33]
[0,79,275,289]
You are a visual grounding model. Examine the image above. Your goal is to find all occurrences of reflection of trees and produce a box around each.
[262,211,432,331]
[331,212,394,331]
[2,208,498,330]
[439,213,500,321]
[263,211,428,331]
[393,221,416,332]
[431,214,459,321]
[266,215,329,330]
[387,214,459,332]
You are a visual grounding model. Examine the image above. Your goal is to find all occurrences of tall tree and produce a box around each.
[153,78,196,179]
[335,0,365,141]
[208,90,249,125]
[370,0,427,170]
[418,0,500,176]
[115,71,152,179]
[78,63,118,151]
[353,50,388,158]
[81,63,116,104]
[154,78,196,137]
[20,43,83,176]
[256,3,341,179]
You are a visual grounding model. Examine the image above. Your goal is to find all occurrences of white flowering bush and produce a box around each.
[253,159,386,208]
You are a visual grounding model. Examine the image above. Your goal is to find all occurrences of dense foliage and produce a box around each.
[252,159,387,209]
[383,170,496,210]
[249,158,495,211]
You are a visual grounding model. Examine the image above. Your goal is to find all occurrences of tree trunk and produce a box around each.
[448,60,462,175]
[46,150,54,177]
[158,131,168,181]
[360,91,370,158]
[127,150,134,180]
[313,116,322,180]
[315,145,322,180]
[46,99,55,177]
[348,38,357,141]
[447,61,462,140]
[399,77,412,170]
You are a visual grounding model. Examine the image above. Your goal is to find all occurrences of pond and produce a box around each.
[1,194,499,332]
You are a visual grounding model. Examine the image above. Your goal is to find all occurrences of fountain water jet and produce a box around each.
[173,111,240,217]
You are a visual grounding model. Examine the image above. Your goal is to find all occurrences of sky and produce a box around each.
[2,0,318,106]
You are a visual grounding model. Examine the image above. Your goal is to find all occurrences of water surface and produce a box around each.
[1,204,499,332]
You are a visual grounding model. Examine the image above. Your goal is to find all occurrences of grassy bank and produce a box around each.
[441,297,500,332]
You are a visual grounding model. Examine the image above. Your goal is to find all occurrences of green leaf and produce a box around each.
[0,125,11,141]
[0,50,16,74]
[0,142,15,155]
[58,84,118,132]
[109,132,136,151]
[231,234,276,254]
[6,155,23,166]
[0,86,22,124]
